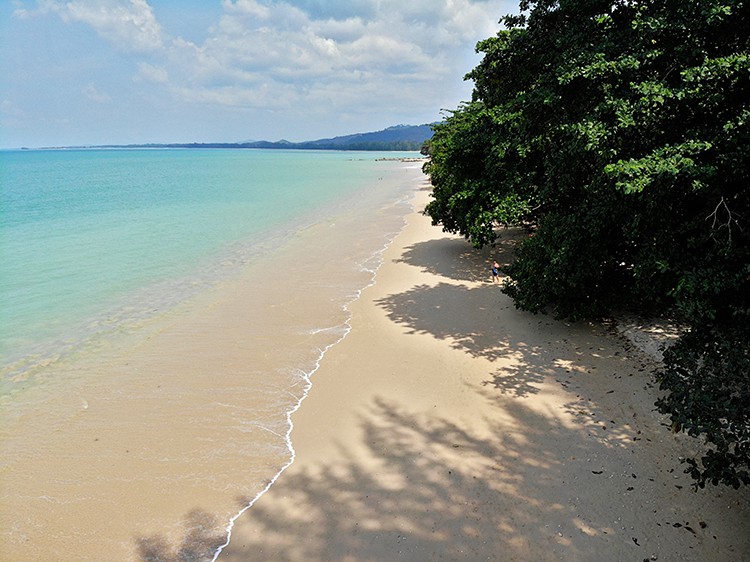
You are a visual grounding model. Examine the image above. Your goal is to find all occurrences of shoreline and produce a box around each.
[218,180,749,560]
[1,160,423,562]
[210,190,416,561]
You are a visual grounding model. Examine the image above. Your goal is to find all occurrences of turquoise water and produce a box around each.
[0,148,416,376]
[1,147,426,559]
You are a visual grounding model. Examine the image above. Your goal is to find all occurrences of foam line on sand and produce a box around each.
[217,182,750,561]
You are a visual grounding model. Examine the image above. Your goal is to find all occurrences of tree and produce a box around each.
[423,0,750,487]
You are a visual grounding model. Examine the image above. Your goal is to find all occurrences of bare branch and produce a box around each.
[706,196,743,247]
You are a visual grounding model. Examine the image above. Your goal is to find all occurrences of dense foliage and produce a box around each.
[423,0,750,487]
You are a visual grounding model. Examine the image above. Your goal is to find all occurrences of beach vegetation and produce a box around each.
[423,0,750,487]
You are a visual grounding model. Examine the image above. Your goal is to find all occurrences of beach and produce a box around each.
[2,160,748,561]
[217,182,750,561]
[0,153,421,561]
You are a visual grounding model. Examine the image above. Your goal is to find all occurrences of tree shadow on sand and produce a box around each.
[141,233,750,561]
[217,394,743,561]
[395,228,525,284]
[136,509,226,562]
[379,231,662,402]
[218,398,601,561]
[374,279,631,399]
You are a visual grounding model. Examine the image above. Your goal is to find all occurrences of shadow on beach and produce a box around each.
[139,230,749,562]
[395,228,525,284]
[217,392,749,561]
[136,509,226,562]
[384,231,630,398]
[218,397,615,561]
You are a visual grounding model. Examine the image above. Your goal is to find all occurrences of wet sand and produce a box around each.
[3,169,748,561]
[218,183,750,561]
[0,163,421,561]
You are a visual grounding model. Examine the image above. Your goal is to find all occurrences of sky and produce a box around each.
[0,0,519,148]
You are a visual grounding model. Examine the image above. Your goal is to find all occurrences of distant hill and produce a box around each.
[97,124,434,152]
[291,124,434,150]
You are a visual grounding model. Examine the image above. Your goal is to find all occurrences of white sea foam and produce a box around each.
[210,182,413,561]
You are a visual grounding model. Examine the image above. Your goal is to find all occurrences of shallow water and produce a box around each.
[1,149,414,376]
[0,149,425,560]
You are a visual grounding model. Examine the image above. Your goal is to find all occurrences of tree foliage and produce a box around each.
[423,0,750,487]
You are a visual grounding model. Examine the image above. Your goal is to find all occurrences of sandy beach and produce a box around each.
[2,167,748,562]
[218,181,750,561]
[0,160,419,561]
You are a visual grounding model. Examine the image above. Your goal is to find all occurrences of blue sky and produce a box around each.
[1,0,518,148]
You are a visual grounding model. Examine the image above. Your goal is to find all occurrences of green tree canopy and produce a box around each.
[424,0,750,487]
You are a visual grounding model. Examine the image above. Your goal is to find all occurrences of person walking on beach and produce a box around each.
[491,260,500,283]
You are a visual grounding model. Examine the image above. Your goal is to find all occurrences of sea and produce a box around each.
[0,148,425,560]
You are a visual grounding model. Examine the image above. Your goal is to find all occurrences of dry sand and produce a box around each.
[218,183,749,561]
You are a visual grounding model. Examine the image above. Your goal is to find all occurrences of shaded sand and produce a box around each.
[218,184,750,561]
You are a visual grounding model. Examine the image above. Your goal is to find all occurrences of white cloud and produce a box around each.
[1,99,26,118]
[0,100,27,133]
[18,0,510,103]
[23,0,165,52]
[222,0,272,21]
[82,83,111,103]
[174,82,296,111]
[147,0,516,125]
[135,62,169,84]
[6,0,518,145]
[11,0,54,19]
